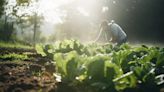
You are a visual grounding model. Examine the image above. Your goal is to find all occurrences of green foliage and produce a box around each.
[54,51,86,82]
[35,44,46,56]
[0,53,28,61]
[0,0,5,17]
[16,0,31,5]
[156,48,164,68]
[36,40,164,92]
[0,41,32,49]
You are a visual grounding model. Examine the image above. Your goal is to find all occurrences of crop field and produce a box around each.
[36,40,164,92]
[0,0,164,92]
[0,40,164,92]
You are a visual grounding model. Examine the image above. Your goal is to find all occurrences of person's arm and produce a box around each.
[94,28,103,42]
[104,30,113,43]
[104,31,108,42]
[104,23,112,42]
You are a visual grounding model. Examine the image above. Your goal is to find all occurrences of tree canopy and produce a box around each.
[0,0,5,17]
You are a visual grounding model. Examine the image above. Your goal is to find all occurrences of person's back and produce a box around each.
[109,21,127,45]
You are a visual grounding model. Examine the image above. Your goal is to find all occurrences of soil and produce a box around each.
[0,47,57,92]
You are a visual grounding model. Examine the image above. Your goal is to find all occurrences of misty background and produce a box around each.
[0,0,164,45]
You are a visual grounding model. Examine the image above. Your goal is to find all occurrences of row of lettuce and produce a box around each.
[36,40,164,92]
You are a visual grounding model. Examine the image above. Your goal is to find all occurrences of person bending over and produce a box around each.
[95,20,127,46]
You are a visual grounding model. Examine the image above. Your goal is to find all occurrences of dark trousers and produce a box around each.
[117,37,127,46]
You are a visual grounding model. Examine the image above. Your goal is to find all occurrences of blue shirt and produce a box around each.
[107,23,127,42]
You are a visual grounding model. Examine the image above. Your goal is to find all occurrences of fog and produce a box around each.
[1,0,164,45]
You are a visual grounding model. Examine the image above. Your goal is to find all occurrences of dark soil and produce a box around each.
[0,47,57,92]
[0,47,36,55]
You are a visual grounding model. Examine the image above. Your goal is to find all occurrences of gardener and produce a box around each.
[95,20,127,46]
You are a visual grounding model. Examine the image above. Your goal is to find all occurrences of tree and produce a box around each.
[1,0,43,44]
[28,13,43,46]
[0,0,5,17]
[0,0,16,41]
[14,0,43,46]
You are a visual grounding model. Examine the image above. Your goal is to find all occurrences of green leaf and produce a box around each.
[156,52,164,67]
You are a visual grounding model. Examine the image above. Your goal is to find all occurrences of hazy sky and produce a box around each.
[5,0,164,43]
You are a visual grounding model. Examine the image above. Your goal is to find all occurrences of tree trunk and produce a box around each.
[3,15,7,31]
[33,13,37,47]
[3,15,8,41]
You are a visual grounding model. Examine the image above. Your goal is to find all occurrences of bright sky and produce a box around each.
[37,0,75,24]
[35,0,92,35]
[37,0,92,35]
[7,0,81,35]
[7,0,78,23]
[6,0,110,36]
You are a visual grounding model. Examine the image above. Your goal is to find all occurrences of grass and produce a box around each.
[0,41,32,49]
[0,53,29,61]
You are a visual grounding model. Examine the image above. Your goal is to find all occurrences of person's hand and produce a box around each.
[104,43,110,46]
